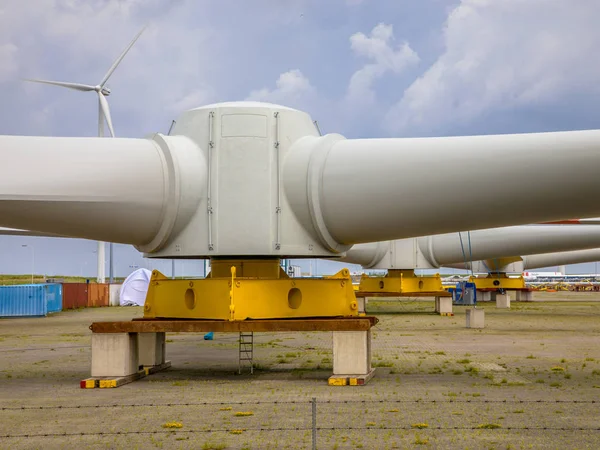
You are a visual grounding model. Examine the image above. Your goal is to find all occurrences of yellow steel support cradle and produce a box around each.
[143,259,359,321]
[356,270,449,297]
[469,274,526,290]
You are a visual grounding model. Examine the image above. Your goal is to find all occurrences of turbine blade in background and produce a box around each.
[22,78,95,92]
[99,25,147,87]
[98,98,105,137]
[98,92,115,137]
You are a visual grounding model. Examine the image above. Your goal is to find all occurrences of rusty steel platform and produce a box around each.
[355,291,451,298]
[89,317,379,334]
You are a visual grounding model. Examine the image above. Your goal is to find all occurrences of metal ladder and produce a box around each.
[238,332,254,374]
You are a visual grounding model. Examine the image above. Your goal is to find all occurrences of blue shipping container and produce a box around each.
[0,284,63,317]
[45,284,63,313]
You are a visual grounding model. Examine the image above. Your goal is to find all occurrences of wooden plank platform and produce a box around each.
[80,361,171,389]
[356,291,452,298]
[90,317,379,333]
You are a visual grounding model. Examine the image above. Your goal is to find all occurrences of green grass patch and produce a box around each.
[373,361,394,368]
[476,423,501,429]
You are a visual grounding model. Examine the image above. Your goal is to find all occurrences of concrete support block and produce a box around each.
[109,284,122,306]
[490,291,497,302]
[435,296,453,314]
[356,297,366,314]
[496,293,511,309]
[332,330,372,376]
[466,309,485,329]
[91,333,139,377]
[138,332,166,367]
[478,291,492,302]
[516,291,533,301]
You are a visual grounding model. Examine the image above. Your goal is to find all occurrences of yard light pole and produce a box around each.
[21,244,34,284]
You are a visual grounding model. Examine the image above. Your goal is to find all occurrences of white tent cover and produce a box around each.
[119,268,152,306]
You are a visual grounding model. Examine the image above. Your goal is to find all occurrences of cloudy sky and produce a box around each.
[1,0,600,278]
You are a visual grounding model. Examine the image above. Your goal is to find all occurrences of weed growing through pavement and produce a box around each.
[476,423,501,429]
[414,433,429,445]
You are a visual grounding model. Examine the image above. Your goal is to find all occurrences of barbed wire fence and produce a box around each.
[2,398,599,448]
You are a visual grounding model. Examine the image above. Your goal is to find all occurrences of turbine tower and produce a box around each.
[23,26,146,283]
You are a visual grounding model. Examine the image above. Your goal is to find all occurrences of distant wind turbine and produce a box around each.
[23,26,147,283]
[23,25,146,138]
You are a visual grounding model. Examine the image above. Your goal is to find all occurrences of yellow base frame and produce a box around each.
[469,274,526,290]
[356,270,448,297]
[143,259,359,321]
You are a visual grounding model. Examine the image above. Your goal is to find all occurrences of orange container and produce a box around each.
[87,284,109,307]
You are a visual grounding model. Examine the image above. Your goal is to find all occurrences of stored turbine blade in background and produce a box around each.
[99,25,147,88]
[97,92,115,137]
[22,78,95,92]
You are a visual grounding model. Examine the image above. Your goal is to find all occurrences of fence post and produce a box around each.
[312,397,317,450]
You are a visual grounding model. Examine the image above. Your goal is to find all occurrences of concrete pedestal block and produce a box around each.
[466,309,485,328]
[478,291,492,302]
[516,291,533,301]
[91,333,139,377]
[332,330,372,375]
[496,293,510,309]
[435,297,453,314]
[356,297,366,314]
[138,332,166,367]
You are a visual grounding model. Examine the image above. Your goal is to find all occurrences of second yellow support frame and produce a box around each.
[356,270,450,298]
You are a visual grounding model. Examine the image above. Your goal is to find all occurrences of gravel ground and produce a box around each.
[1,292,599,449]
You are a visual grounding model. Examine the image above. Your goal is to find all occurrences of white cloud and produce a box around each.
[346,23,419,104]
[168,85,217,113]
[385,0,600,135]
[246,69,314,105]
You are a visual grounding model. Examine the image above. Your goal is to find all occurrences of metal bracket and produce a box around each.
[207,111,215,251]
[167,120,176,135]
[274,112,282,251]
[313,120,322,136]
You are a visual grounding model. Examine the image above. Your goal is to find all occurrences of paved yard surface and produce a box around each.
[1,292,599,449]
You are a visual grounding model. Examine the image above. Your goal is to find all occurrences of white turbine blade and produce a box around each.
[98,92,115,137]
[98,99,105,138]
[22,78,95,92]
[99,25,147,87]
